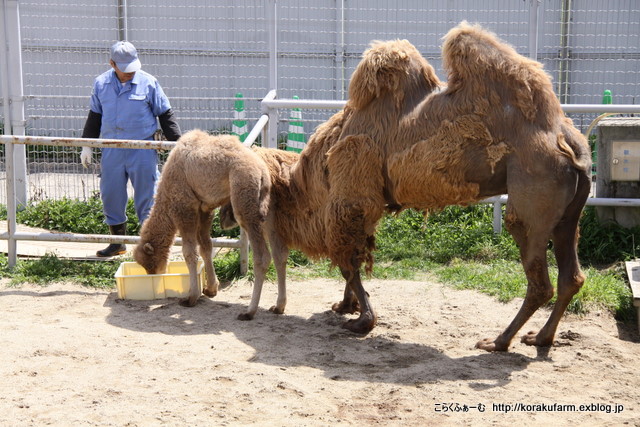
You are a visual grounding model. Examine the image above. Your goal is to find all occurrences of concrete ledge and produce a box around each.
[624,260,640,332]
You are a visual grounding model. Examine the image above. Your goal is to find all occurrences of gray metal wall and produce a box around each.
[1,0,639,201]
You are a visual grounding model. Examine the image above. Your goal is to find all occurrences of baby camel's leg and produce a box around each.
[197,209,219,298]
[267,230,288,314]
[172,208,202,307]
[237,221,271,320]
[179,231,202,307]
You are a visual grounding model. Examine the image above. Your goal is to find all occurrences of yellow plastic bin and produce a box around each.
[115,260,204,300]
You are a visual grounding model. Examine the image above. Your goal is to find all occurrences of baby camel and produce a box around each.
[133,130,278,319]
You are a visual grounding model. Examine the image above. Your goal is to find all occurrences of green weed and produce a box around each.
[0,200,635,322]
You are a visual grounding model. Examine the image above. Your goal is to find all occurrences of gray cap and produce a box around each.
[110,41,141,73]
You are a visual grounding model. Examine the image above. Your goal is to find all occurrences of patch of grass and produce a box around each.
[5,253,120,289]
[213,250,243,283]
[433,258,528,303]
[0,200,635,323]
[578,206,640,265]
[430,258,634,320]
[375,207,520,264]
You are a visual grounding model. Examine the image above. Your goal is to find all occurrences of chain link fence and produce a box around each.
[1,0,639,203]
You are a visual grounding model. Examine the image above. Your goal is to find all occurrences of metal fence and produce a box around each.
[1,0,639,203]
[1,0,640,267]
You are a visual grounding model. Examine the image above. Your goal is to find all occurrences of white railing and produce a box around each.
[0,135,249,270]
[260,97,640,235]
[2,99,640,267]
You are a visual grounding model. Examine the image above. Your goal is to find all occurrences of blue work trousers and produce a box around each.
[100,147,159,226]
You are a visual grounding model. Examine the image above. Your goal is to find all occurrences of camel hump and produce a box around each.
[442,21,543,80]
[442,21,561,123]
[348,39,441,110]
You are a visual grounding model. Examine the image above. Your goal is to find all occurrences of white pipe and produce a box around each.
[483,195,640,208]
[262,99,640,115]
[0,1,11,136]
[335,0,346,99]
[0,135,177,150]
[0,231,242,248]
[243,114,269,147]
[263,98,347,109]
[0,0,18,266]
[528,0,540,61]
[562,104,640,113]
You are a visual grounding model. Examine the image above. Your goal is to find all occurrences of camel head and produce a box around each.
[133,240,169,275]
[348,39,441,111]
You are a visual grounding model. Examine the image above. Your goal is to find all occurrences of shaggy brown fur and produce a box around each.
[218,118,347,317]
[133,130,275,319]
[320,21,591,351]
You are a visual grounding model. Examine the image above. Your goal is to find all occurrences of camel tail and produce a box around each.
[558,119,593,173]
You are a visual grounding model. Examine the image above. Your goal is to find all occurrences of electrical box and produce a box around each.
[611,140,640,181]
[597,117,640,228]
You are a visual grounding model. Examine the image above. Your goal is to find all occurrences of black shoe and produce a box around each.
[96,223,127,257]
[96,243,127,257]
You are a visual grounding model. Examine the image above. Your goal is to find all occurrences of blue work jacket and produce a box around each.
[89,69,172,141]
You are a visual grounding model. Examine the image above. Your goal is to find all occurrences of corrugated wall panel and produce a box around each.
[2,0,638,201]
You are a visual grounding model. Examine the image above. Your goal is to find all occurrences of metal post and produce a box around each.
[558,0,572,104]
[1,0,28,267]
[2,0,27,207]
[493,200,503,234]
[0,3,10,133]
[266,0,278,148]
[528,0,540,60]
[335,0,346,99]
[117,0,129,41]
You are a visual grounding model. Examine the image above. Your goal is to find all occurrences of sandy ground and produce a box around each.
[0,276,638,426]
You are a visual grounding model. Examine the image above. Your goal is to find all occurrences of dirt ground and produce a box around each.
[1,276,638,426]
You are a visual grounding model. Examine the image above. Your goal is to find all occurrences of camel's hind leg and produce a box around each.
[521,173,590,347]
[234,190,271,320]
[237,221,271,320]
[197,209,219,298]
[267,231,288,315]
[476,201,556,352]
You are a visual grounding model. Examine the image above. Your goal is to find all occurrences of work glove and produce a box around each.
[80,146,93,168]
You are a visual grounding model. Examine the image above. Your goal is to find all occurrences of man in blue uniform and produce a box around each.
[81,41,181,257]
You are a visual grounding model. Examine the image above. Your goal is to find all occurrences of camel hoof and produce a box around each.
[520,330,553,347]
[237,312,254,321]
[331,300,360,315]
[269,305,285,315]
[341,314,376,334]
[179,297,199,307]
[203,287,217,298]
[475,338,509,352]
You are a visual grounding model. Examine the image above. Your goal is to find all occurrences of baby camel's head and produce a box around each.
[133,241,169,275]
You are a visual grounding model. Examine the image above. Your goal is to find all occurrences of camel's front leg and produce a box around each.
[332,269,360,314]
[197,210,219,298]
[179,235,201,307]
[340,267,376,334]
